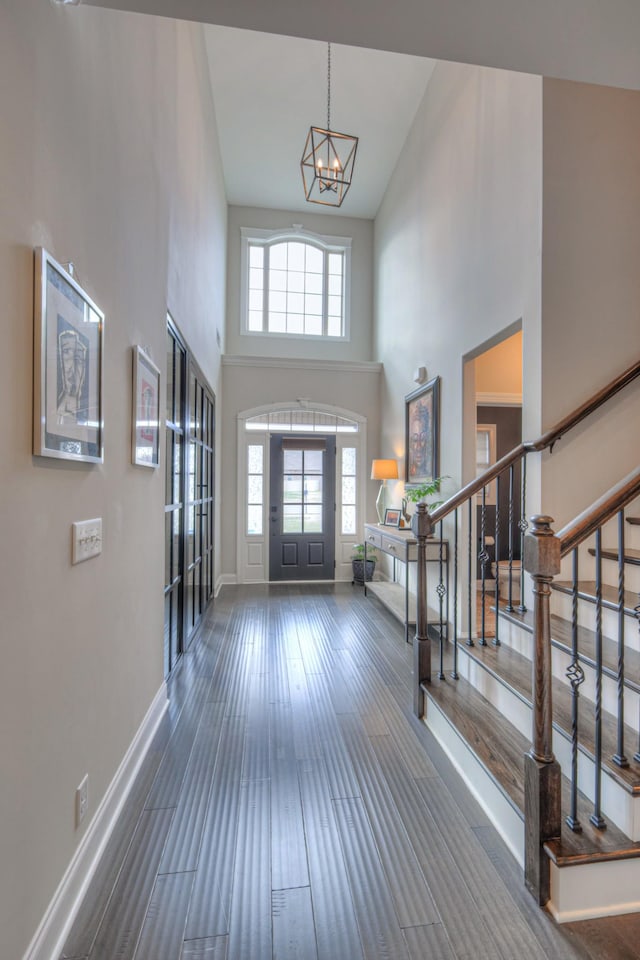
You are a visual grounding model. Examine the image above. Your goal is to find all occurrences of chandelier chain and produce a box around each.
[327,42,331,131]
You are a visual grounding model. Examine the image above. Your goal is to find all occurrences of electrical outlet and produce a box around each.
[72,518,102,564]
[76,774,89,827]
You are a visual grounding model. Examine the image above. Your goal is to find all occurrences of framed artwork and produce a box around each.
[384,507,401,527]
[405,376,440,485]
[33,248,104,463]
[132,346,161,468]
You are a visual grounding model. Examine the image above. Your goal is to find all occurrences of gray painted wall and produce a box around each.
[374,62,543,514]
[0,3,226,957]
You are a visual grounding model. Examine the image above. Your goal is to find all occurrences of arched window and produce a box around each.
[240,226,351,339]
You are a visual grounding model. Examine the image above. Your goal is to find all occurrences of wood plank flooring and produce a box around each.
[60,583,640,960]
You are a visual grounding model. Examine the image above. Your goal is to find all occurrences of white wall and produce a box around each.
[225,205,374,362]
[540,78,640,528]
[374,62,542,511]
[0,3,226,957]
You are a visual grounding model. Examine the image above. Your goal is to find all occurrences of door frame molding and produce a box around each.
[236,401,367,583]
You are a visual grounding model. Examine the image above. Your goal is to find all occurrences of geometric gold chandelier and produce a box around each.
[300,42,358,207]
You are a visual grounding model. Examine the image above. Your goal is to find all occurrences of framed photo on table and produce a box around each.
[384,507,401,527]
[405,376,440,485]
[132,346,161,468]
[33,247,104,463]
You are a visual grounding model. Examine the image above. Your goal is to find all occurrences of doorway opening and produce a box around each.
[463,325,523,604]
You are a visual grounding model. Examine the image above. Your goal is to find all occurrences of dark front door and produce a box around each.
[269,434,336,580]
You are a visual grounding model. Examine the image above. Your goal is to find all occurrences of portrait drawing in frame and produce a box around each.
[33,247,104,463]
[405,376,440,485]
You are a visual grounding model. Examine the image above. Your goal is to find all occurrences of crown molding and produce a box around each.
[476,391,522,407]
[222,355,382,374]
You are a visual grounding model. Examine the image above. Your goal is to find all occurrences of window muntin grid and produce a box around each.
[282,448,324,534]
[244,410,358,433]
[247,444,264,536]
[244,230,349,339]
[341,446,357,535]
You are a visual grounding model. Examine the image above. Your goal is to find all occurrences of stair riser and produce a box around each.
[457,644,640,840]
[548,857,640,923]
[551,590,640,653]
[495,615,640,737]
[550,644,640,739]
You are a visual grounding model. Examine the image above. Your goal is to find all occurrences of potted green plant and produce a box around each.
[351,543,378,584]
[405,476,449,521]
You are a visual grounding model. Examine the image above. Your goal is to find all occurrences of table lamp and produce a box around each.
[371,458,398,524]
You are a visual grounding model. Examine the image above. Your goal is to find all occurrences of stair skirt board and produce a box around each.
[548,857,640,923]
[455,643,640,842]
[422,692,525,866]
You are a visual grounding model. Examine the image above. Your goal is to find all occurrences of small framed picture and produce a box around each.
[33,248,104,462]
[384,507,401,527]
[132,346,161,468]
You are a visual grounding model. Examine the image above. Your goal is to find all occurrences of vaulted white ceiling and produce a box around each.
[203,28,436,219]
[82,0,640,218]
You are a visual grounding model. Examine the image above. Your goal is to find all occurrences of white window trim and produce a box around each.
[240,225,352,342]
[236,402,365,583]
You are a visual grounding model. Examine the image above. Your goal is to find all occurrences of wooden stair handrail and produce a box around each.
[429,443,528,524]
[429,358,640,527]
[528,359,640,454]
[557,466,640,556]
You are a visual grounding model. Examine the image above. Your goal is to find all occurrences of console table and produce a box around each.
[363,522,449,643]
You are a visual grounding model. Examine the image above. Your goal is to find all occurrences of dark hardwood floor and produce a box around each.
[60,583,640,960]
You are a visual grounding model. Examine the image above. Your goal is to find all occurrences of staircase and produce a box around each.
[408,360,640,922]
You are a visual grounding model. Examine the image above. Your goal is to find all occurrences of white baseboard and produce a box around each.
[216,574,237,595]
[23,683,168,960]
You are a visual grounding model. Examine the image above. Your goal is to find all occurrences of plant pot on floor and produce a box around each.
[352,557,376,584]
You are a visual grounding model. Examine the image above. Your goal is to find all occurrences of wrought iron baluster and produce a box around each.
[635,594,640,764]
[566,548,583,832]
[437,519,445,680]
[517,455,528,613]
[452,508,459,679]
[479,485,488,645]
[493,472,501,646]
[613,509,628,767]
[590,527,606,829]
[506,463,515,612]
[467,497,474,646]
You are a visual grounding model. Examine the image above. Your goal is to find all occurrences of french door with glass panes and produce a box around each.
[164,318,215,678]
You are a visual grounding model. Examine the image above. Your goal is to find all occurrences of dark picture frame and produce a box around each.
[384,507,401,527]
[33,247,104,463]
[405,375,440,485]
[132,346,161,468]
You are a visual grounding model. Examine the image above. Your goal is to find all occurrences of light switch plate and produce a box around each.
[72,518,103,564]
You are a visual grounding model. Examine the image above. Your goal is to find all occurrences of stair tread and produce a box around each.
[422,661,640,867]
[552,579,639,617]
[626,516,640,525]
[589,546,640,565]
[497,601,640,696]
[460,631,640,794]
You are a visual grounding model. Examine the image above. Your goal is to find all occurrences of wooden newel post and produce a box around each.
[412,503,433,717]
[523,515,562,905]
